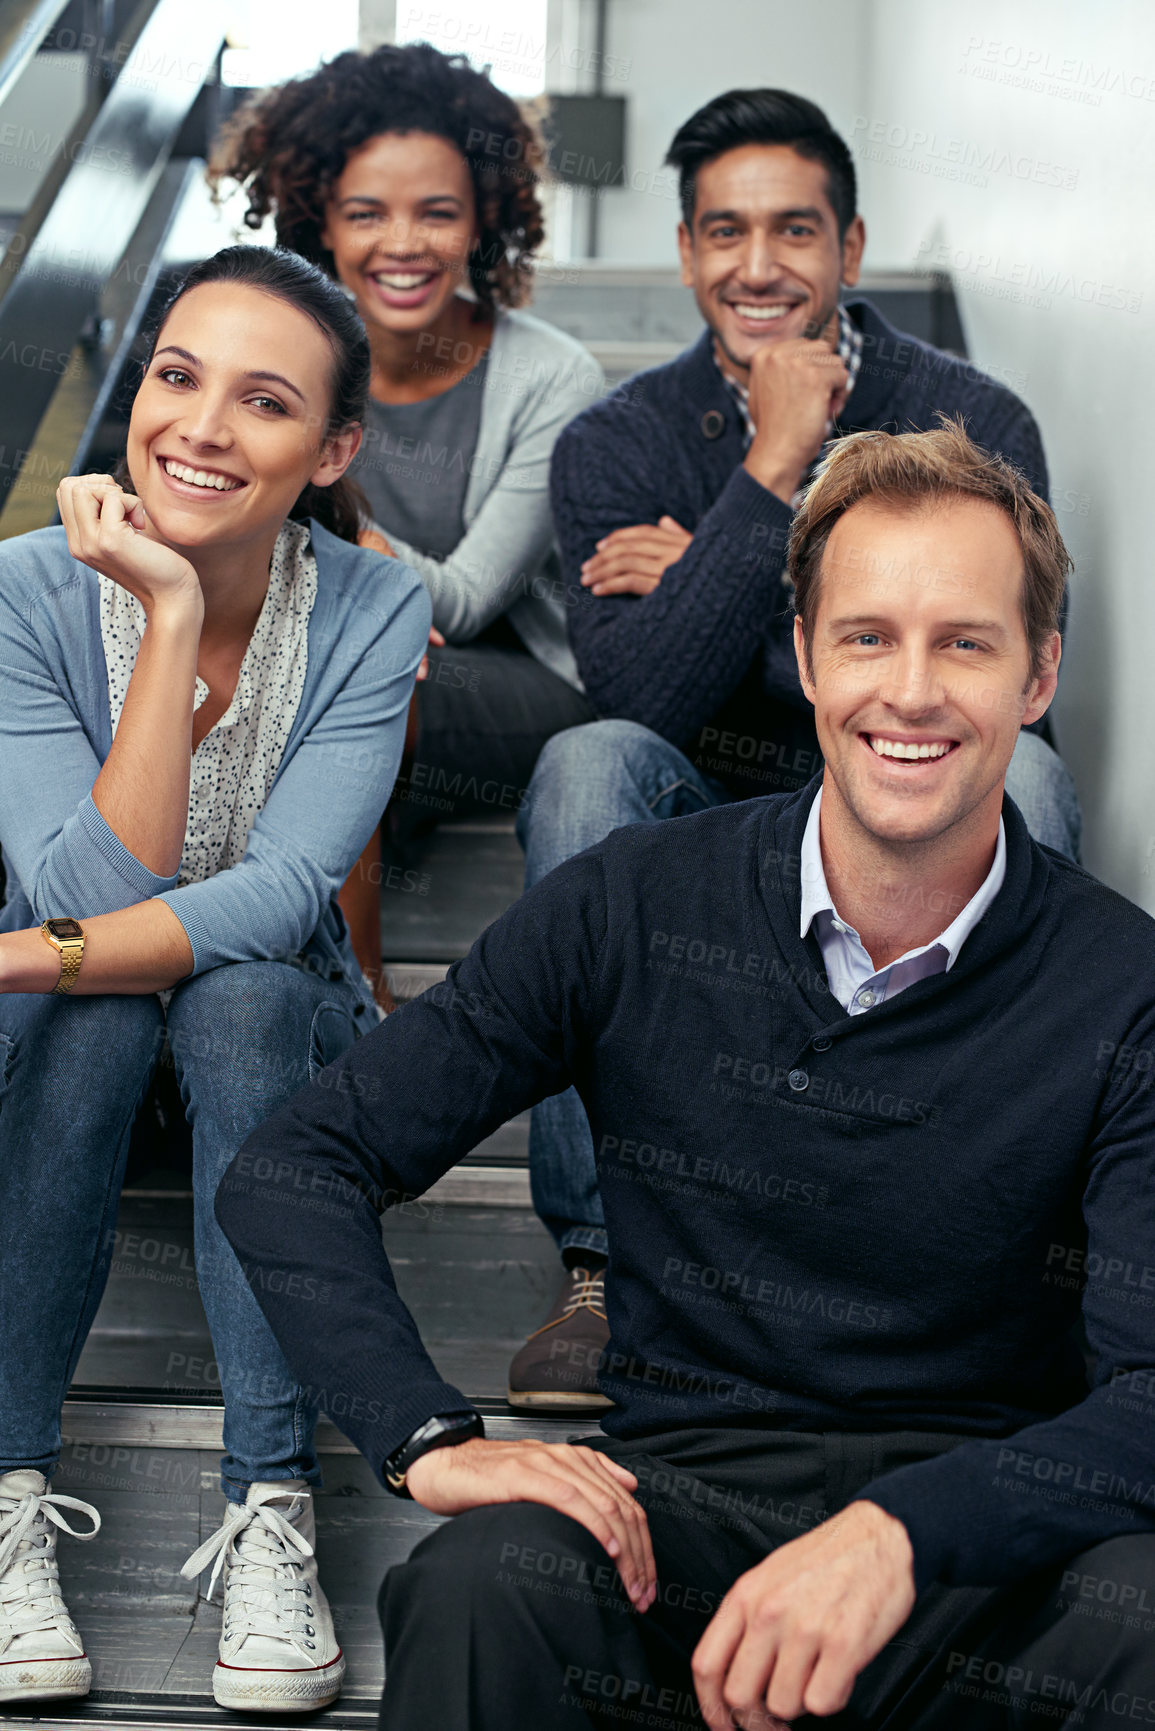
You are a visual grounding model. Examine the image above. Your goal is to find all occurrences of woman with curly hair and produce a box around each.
[212,42,603,996]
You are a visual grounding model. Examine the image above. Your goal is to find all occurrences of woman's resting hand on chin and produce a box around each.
[57,474,202,618]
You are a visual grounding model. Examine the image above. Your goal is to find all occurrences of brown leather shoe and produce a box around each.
[507,1265,613,1410]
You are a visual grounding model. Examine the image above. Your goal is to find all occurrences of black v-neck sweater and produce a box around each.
[219,783,1155,1589]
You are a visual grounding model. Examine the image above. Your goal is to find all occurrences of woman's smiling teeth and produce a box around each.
[373,271,436,289]
[163,460,241,492]
[869,736,954,761]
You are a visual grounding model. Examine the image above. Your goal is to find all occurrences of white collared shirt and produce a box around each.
[799,786,1007,1016]
[99,518,317,889]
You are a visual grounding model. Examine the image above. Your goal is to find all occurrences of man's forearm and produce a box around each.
[217,862,600,1478]
[861,1387,1155,1591]
[567,469,796,744]
[215,1018,480,1473]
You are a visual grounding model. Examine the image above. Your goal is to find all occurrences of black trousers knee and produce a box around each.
[378,1427,1155,1730]
[389,634,595,838]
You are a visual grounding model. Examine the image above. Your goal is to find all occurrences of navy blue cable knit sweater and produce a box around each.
[218,782,1155,1591]
[552,299,1052,798]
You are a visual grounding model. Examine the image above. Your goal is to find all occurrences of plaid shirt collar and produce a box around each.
[716,303,864,450]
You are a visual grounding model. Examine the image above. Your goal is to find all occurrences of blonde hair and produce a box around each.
[787,417,1069,678]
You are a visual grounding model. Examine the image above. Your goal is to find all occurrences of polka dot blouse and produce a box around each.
[99,520,318,889]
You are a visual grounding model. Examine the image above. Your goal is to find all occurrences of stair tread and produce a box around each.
[83,1190,558,1404]
[379,819,524,962]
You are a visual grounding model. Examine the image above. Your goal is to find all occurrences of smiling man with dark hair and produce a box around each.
[506,87,1084,1408]
[218,424,1155,1731]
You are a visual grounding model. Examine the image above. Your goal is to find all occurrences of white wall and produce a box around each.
[859,0,1155,909]
[563,0,871,265]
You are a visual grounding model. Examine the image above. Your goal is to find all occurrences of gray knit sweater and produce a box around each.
[370,307,604,690]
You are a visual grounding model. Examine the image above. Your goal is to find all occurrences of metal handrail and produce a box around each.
[0,0,71,110]
[67,156,201,476]
[0,0,226,515]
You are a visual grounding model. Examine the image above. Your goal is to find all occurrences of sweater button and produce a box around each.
[788,1068,809,1091]
[812,1035,832,1052]
[700,408,726,439]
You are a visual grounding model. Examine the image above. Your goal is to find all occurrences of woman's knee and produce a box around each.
[0,990,161,1098]
[169,962,338,1057]
[167,963,357,1110]
[169,959,309,1018]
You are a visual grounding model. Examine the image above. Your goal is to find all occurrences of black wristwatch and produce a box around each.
[383,1410,484,1497]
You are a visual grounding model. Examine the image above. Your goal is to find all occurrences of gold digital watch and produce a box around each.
[40,917,86,994]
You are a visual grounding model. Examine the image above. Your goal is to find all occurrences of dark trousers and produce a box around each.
[379,1425,1155,1729]
[388,627,596,839]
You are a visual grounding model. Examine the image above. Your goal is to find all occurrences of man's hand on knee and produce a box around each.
[406,1438,657,1609]
[690,1499,915,1728]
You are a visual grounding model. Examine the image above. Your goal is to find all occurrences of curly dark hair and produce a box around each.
[209,41,547,316]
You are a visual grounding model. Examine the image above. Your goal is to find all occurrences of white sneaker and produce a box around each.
[180,1480,344,1712]
[0,1469,101,1703]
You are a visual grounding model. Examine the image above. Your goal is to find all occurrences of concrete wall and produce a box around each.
[858,0,1155,909]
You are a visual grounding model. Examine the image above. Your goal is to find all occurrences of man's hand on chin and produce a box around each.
[691,1499,915,1728]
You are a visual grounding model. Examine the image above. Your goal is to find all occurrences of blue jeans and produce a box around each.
[516,720,1083,1255]
[0,960,368,1500]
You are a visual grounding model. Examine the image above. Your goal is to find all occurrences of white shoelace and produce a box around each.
[180,1494,318,1662]
[0,1486,101,1655]
[562,1268,607,1318]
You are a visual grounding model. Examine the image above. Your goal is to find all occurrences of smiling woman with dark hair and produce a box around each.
[0,246,429,1714]
[212,43,603,996]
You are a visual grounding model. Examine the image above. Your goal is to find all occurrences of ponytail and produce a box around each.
[290,473,371,544]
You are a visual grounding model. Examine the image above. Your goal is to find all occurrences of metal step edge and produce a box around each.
[426,1164,530,1206]
[61,1395,598,1452]
[585,339,685,370]
[27,1700,377,1730]
[121,1164,531,1209]
[383,960,448,997]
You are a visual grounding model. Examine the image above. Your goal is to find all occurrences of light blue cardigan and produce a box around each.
[0,520,430,1009]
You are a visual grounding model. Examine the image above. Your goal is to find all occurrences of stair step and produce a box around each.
[585,338,685,381]
[383,959,448,998]
[61,1394,599,1453]
[82,1191,557,1404]
[428,1164,531,1206]
[378,817,523,963]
